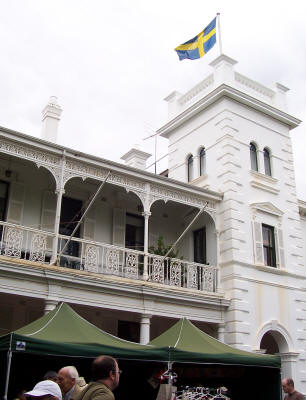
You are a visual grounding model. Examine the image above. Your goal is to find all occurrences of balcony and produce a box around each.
[0,221,218,293]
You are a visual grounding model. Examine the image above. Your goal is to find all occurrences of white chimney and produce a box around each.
[121,145,152,170]
[41,96,62,143]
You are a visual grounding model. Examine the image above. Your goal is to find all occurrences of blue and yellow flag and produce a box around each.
[175,17,216,61]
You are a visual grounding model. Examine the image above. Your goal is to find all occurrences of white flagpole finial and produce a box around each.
[217,13,223,55]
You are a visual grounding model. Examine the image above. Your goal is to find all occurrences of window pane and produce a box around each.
[262,224,276,267]
[200,148,206,176]
[0,181,9,221]
[264,149,272,176]
[194,227,206,264]
[250,143,258,171]
[188,155,193,182]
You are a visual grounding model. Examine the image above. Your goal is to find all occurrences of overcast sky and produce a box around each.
[1,1,305,198]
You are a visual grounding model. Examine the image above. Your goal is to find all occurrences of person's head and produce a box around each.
[43,371,58,383]
[25,380,62,400]
[16,389,27,400]
[57,366,79,394]
[282,378,295,394]
[91,355,120,391]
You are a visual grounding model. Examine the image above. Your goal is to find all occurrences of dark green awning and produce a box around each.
[0,303,167,361]
[149,318,281,368]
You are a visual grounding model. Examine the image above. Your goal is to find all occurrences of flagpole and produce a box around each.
[217,12,223,55]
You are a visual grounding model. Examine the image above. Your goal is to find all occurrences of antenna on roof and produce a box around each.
[143,122,158,174]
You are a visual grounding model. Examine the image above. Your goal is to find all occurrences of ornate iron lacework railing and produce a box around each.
[147,254,217,292]
[0,221,218,293]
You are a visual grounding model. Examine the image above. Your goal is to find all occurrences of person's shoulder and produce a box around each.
[89,383,114,400]
[296,391,305,400]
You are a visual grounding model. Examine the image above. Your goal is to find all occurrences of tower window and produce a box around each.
[199,148,206,176]
[264,148,272,176]
[250,142,258,171]
[187,155,194,182]
[262,224,276,267]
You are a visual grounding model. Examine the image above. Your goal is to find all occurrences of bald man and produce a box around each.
[58,366,82,400]
[75,356,120,400]
[282,378,305,400]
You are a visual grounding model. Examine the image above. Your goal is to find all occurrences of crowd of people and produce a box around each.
[17,355,120,400]
[14,357,305,400]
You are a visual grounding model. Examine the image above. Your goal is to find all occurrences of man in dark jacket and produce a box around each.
[75,356,120,400]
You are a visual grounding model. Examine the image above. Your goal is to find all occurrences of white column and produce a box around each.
[142,211,151,281]
[51,152,66,264]
[218,323,226,343]
[139,314,152,344]
[44,299,58,315]
[215,229,221,293]
[280,352,299,382]
[51,188,64,263]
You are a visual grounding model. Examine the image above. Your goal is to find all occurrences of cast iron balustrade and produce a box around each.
[0,221,218,293]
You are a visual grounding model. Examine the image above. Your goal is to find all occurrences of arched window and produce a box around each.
[250,142,258,171]
[199,147,206,176]
[264,148,272,176]
[187,155,193,182]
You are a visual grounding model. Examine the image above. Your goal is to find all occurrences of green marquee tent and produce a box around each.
[0,302,166,400]
[0,302,166,360]
[150,317,281,368]
[1,305,282,400]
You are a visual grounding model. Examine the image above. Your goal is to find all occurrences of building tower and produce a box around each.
[158,54,306,388]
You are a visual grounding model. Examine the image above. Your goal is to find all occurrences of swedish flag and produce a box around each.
[175,17,217,61]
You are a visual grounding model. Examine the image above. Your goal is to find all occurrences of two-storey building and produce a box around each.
[0,54,305,391]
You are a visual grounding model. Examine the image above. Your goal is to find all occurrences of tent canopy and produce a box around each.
[149,318,281,368]
[0,302,166,360]
[0,304,281,367]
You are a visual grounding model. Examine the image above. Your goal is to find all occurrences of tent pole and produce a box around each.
[3,349,12,400]
[55,170,111,264]
[161,202,208,262]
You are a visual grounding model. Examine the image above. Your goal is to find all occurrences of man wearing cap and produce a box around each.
[25,380,62,400]
[75,356,120,400]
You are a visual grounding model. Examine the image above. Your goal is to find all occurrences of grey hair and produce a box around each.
[64,366,79,379]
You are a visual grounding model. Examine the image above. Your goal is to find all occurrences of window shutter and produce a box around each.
[253,221,264,265]
[7,182,25,225]
[41,191,57,251]
[83,206,95,240]
[148,216,158,250]
[41,191,57,232]
[112,208,126,247]
[276,228,285,269]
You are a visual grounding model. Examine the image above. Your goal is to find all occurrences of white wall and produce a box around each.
[162,61,306,391]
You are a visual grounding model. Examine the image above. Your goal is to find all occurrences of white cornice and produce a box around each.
[250,201,284,217]
[158,84,301,138]
[0,259,230,312]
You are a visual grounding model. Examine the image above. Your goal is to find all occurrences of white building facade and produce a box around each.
[0,54,305,392]
[159,54,306,390]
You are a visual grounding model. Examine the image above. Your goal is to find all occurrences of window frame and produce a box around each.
[199,147,206,176]
[193,227,207,264]
[250,142,258,172]
[262,224,276,268]
[0,180,9,222]
[187,155,194,182]
[263,147,272,176]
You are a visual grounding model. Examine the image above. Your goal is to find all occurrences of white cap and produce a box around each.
[25,380,62,400]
